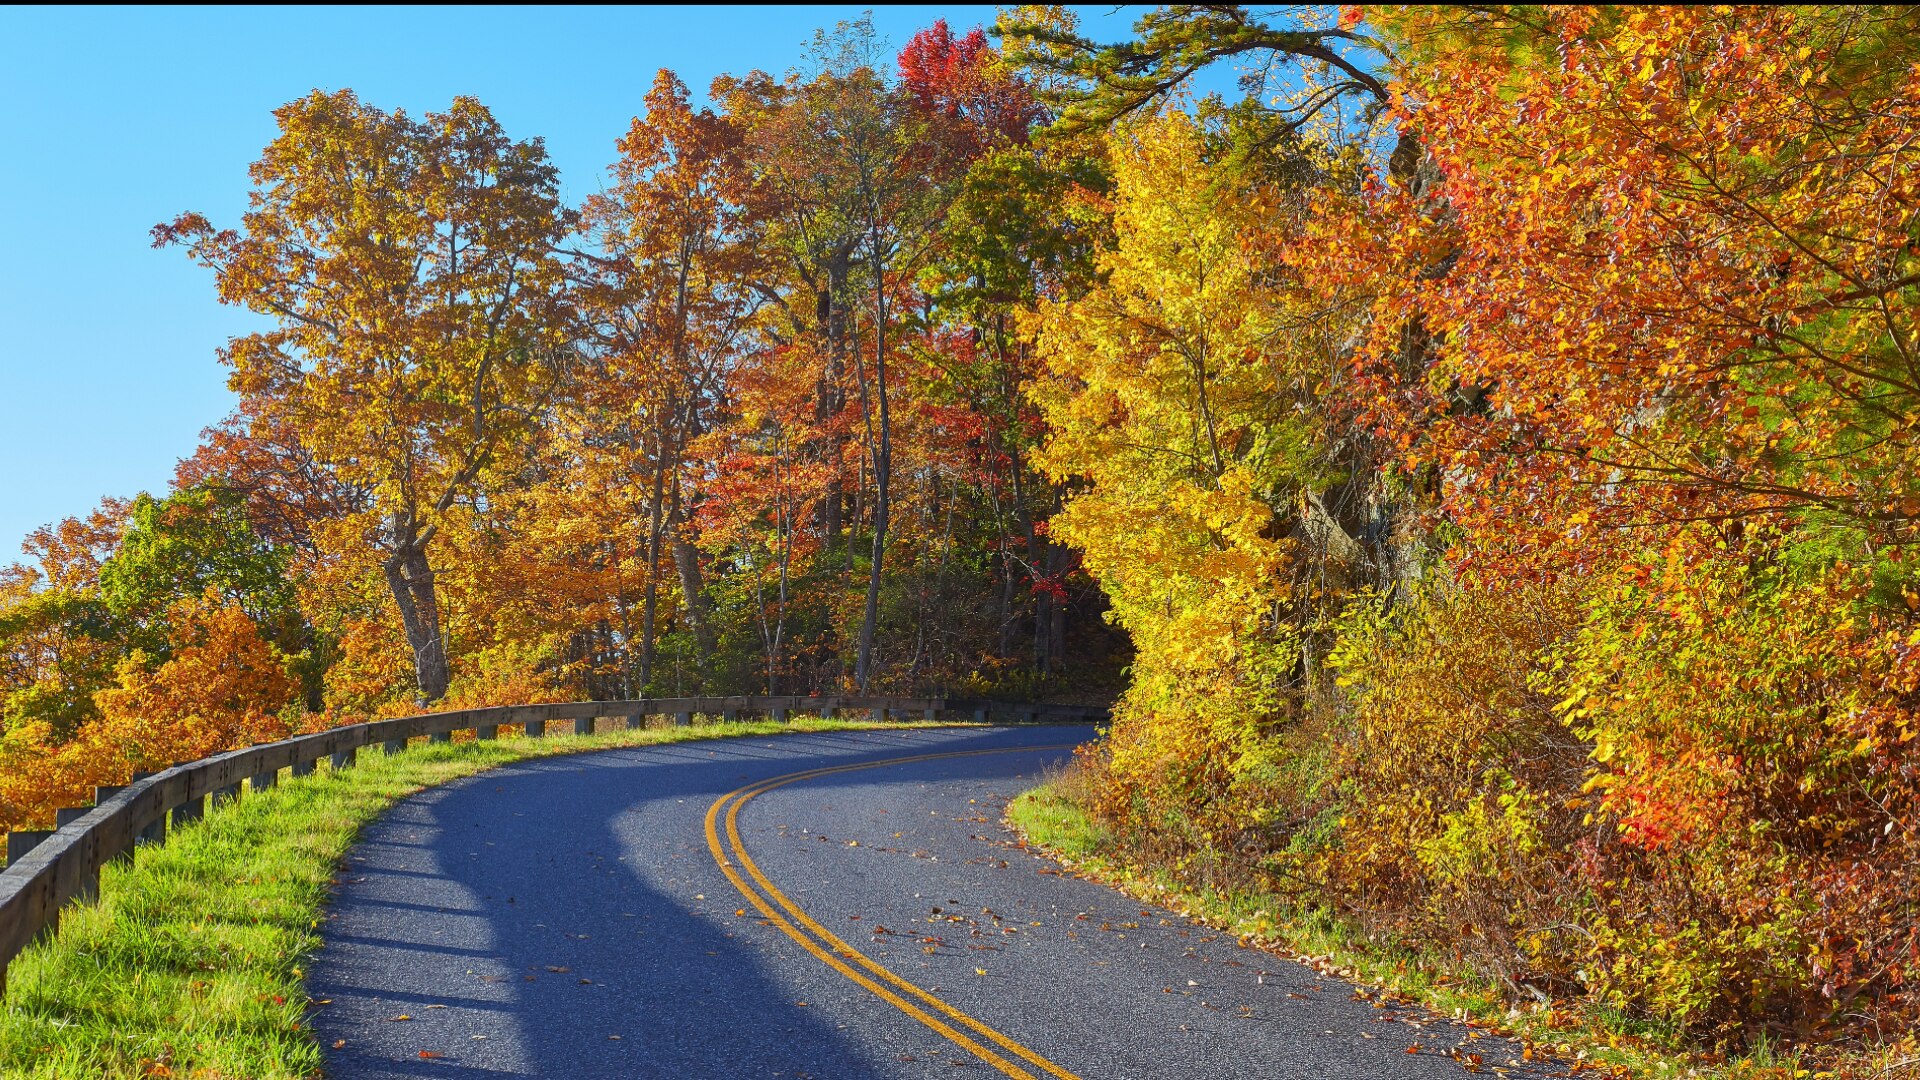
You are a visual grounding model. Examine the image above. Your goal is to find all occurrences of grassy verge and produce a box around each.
[1005,781,1895,1080]
[0,716,954,1079]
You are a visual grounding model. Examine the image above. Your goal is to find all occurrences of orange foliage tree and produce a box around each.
[155,91,572,703]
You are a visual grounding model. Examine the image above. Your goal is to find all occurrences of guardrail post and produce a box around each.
[291,757,316,778]
[476,724,498,740]
[526,719,546,738]
[250,767,277,793]
[429,731,452,745]
[174,794,206,826]
[330,746,357,770]
[383,738,406,755]
[576,717,594,737]
[974,707,988,723]
[7,831,51,863]
[56,835,99,907]
[55,808,89,827]
[127,772,165,846]
[675,711,692,727]
[211,783,240,808]
[924,706,938,722]
[772,707,787,724]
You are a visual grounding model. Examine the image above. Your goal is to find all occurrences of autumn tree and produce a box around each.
[913,20,1108,674]
[1341,4,1920,552]
[0,501,129,741]
[1029,107,1334,834]
[155,91,572,702]
[998,4,1390,142]
[571,70,759,690]
[712,18,1033,689]
[90,589,299,771]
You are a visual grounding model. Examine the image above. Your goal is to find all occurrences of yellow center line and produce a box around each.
[724,749,1086,1080]
[703,745,1086,1080]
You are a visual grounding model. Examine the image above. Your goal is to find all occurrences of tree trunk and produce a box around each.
[997,546,1016,659]
[382,538,450,702]
[1047,545,1069,671]
[670,480,715,666]
[637,452,669,693]
[856,460,887,688]
[854,222,891,691]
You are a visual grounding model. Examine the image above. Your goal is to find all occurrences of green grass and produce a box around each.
[0,715,950,1080]
[1004,782,1881,1080]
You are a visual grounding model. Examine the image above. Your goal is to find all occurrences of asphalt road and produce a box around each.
[311,725,1563,1079]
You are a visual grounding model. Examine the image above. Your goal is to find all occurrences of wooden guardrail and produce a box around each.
[0,694,1104,997]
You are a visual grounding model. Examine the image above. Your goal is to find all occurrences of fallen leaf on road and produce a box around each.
[332,1040,346,1049]
[388,1015,412,1022]
[417,1051,441,1059]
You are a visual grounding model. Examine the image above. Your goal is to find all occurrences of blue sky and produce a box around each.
[0,5,1232,557]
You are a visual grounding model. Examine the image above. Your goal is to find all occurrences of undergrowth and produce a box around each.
[1006,776,1917,1080]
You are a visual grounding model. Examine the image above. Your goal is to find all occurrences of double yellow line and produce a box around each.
[703,745,1085,1080]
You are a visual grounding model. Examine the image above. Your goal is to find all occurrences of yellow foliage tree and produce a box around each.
[1029,110,1326,840]
[154,91,572,704]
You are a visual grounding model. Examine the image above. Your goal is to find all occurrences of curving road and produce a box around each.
[311,726,1563,1079]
